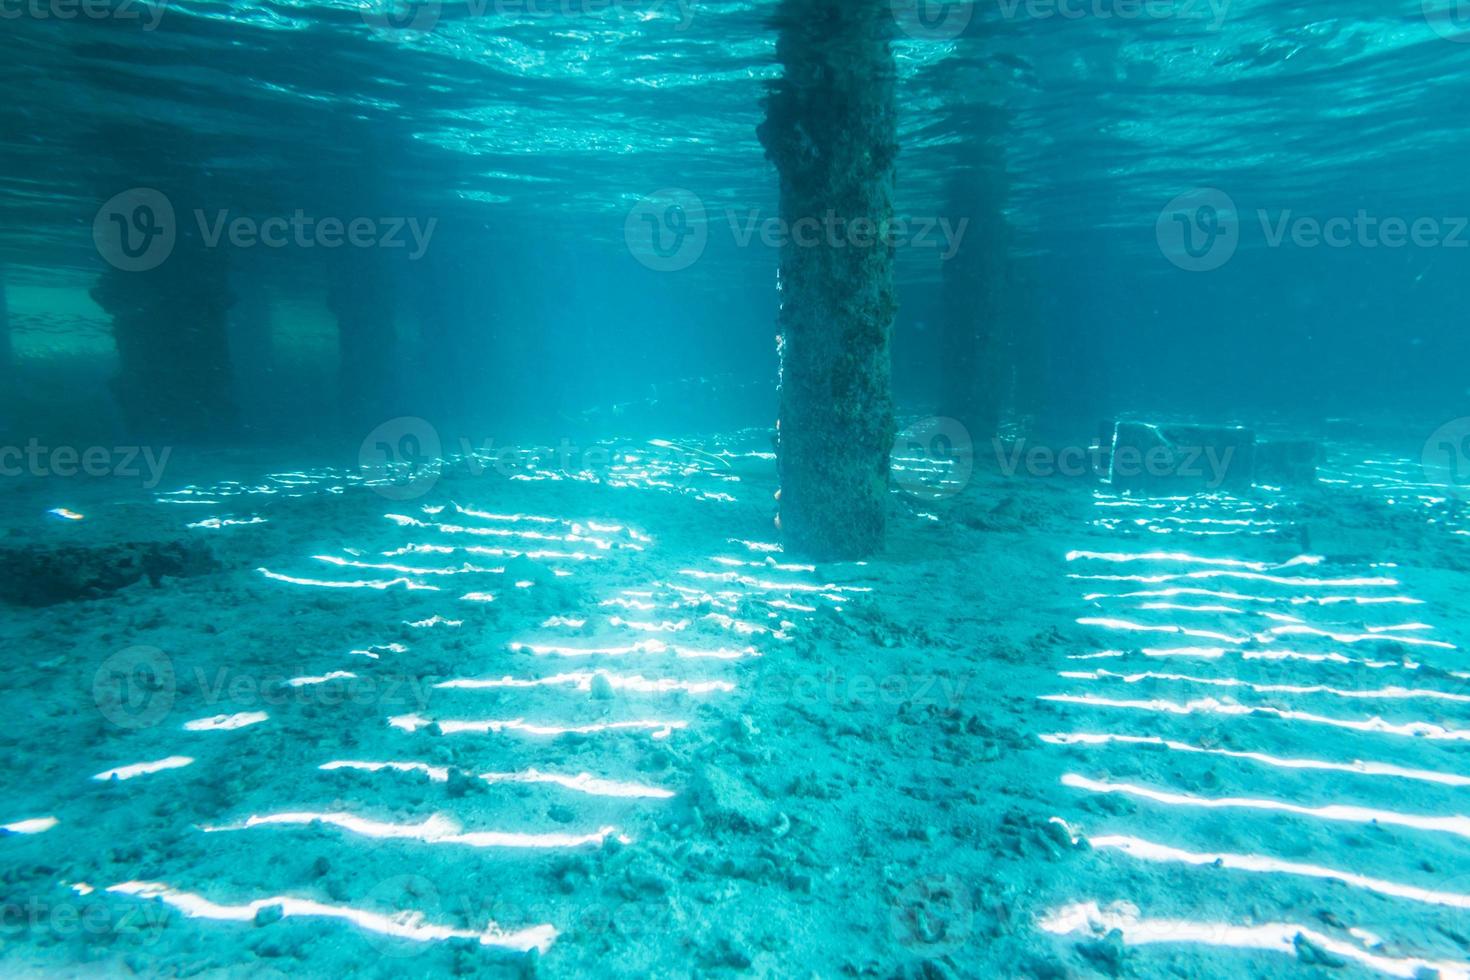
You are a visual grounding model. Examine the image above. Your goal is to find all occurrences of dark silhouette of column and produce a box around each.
[328,246,398,432]
[0,261,12,431]
[939,151,1010,438]
[758,0,898,561]
[92,218,238,442]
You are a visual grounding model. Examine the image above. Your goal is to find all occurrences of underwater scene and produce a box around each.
[5,0,1470,976]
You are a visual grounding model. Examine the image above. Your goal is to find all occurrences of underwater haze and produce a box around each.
[4,0,1470,977]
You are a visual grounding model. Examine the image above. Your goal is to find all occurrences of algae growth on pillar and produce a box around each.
[758,0,898,562]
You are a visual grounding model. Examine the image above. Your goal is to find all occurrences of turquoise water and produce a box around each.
[4,2,1470,978]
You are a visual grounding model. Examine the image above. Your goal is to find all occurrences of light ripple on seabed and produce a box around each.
[1040,453,1470,977]
[18,438,1470,974]
[48,440,843,966]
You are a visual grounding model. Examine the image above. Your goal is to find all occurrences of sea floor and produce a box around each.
[1,423,1468,978]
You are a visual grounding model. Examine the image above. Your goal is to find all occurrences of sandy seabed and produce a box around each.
[0,424,1468,979]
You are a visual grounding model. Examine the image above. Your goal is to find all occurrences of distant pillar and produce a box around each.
[92,225,237,442]
[939,166,1008,438]
[0,262,12,432]
[758,0,898,561]
[328,247,397,432]
[1007,256,1043,428]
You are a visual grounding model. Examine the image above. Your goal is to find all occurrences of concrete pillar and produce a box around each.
[91,224,237,442]
[328,246,397,432]
[0,262,12,419]
[758,0,898,561]
[939,161,1009,438]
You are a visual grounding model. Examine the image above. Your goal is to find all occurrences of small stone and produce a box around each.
[691,764,777,831]
[253,903,284,927]
[589,673,615,700]
[447,768,479,798]
[1075,928,1125,977]
[1294,933,1347,968]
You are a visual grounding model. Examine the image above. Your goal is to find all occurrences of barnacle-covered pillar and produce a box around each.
[92,223,237,441]
[758,0,898,561]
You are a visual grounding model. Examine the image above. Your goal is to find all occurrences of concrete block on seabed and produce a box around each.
[1108,421,1255,494]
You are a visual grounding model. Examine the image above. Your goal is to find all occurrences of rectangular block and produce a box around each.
[1109,422,1256,494]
